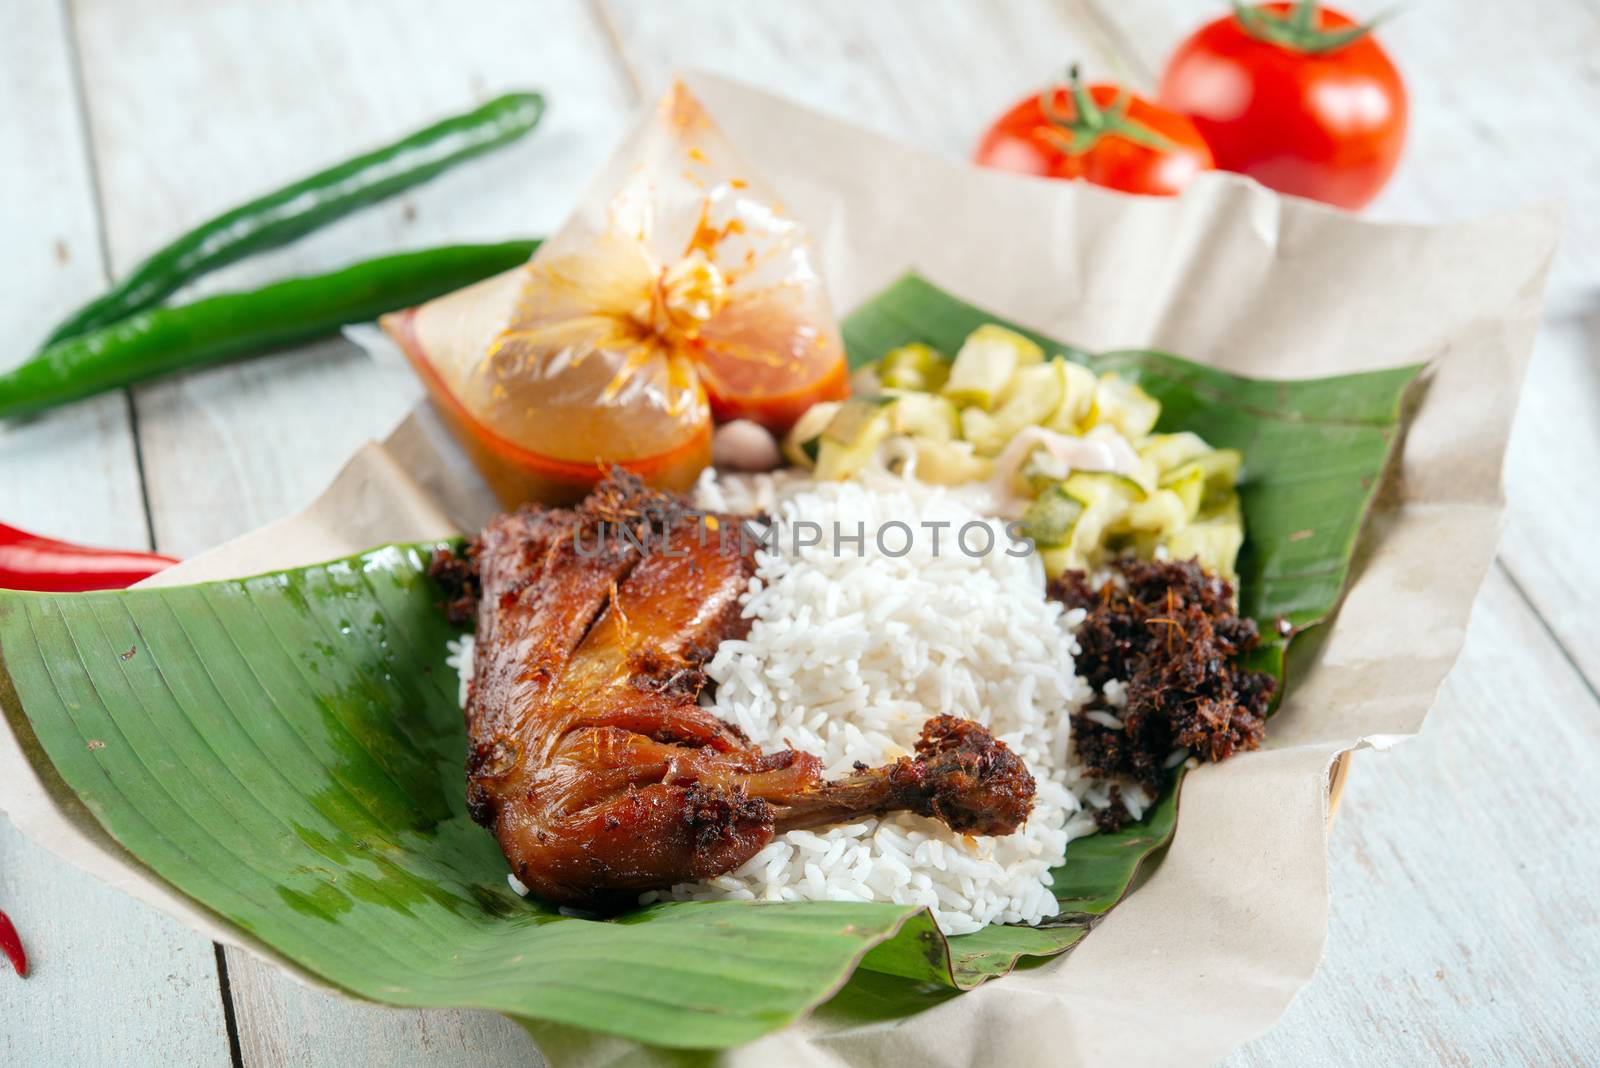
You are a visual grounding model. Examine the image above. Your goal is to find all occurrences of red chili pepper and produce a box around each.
[0,908,27,978]
[0,522,176,592]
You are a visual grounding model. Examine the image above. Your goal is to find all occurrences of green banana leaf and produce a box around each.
[0,545,934,1048]
[0,274,1418,1050]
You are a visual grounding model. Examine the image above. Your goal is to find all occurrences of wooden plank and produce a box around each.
[0,830,235,1065]
[1499,315,1600,689]
[1228,565,1600,1066]
[0,0,146,542]
[0,2,232,1065]
[67,0,635,1061]
[597,0,1118,158]
[225,975,534,1068]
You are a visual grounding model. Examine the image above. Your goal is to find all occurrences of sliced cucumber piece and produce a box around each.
[1018,446,1070,496]
[959,407,998,453]
[996,359,1065,409]
[1087,373,1161,439]
[1021,484,1086,550]
[1161,463,1205,518]
[1119,488,1190,538]
[814,397,895,480]
[823,395,894,443]
[979,367,1064,456]
[879,342,950,393]
[1058,471,1146,568]
[1044,359,1099,435]
[782,400,843,468]
[1161,449,1243,508]
[1165,494,1244,580]
[1062,470,1149,504]
[1040,546,1085,579]
[890,391,960,442]
[907,439,993,485]
[1139,431,1213,474]
[1131,455,1162,497]
[942,324,1044,411]
[959,362,1066,456]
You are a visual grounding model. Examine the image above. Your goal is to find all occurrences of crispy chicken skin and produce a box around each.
[444,473,1035,908]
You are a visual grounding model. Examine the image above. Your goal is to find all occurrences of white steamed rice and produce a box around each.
[449,468,1152,935]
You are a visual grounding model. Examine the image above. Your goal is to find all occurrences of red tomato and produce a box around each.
[1158,2,1406,210]
[974,68,1214,196]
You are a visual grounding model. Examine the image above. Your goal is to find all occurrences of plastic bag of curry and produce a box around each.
[382,81,848,505]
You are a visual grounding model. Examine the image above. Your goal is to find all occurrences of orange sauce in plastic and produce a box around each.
[387,307,712,506]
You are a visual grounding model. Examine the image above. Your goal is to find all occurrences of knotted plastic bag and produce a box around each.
[382,81,847,505]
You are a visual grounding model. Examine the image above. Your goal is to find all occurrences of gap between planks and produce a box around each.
[57,0,162,554]
[2,0,231,1062]
[588,0,647,104]
[58,0,244,1051]
[1495,558,1600,705]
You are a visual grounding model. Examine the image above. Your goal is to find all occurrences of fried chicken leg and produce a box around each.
[444,473,1035,909]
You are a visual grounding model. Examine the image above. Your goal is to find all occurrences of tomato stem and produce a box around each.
[1231,1,1391,54]
[1069,65,1104,129]
[1037,66,1174,157]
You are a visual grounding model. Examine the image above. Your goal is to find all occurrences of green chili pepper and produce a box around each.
[40,91,545,348]
[1,240,540,419]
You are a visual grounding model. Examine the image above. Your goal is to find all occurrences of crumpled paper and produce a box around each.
[0,72,1558,1067]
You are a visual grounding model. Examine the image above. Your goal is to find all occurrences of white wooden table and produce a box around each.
[4,1,1598,1064]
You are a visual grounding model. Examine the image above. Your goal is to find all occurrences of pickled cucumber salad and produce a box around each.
[782,323,1246,582]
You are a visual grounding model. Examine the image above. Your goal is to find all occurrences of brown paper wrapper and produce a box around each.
[0,72,1557,1066]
